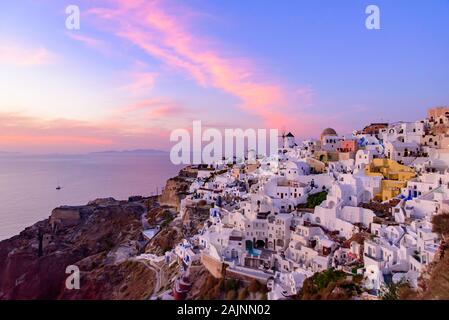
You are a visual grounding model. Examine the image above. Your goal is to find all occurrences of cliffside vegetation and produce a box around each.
[188,267,267,300]
[380,280,411,300]
[295,269,363,300]
[418,213,449,299]
[301,191,328,209]
[398,213,449,300]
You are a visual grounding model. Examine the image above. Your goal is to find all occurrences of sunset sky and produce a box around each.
[1,0,448,153]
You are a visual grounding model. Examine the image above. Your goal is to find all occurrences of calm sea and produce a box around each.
[0,152,182,241]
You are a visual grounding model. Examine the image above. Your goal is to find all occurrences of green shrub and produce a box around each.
[226,289,237,300]
[380,280,410,300]
[432,213,449,238]
[313,269,345,290]
[238,288,249,300]
[297,268,356,300]
[225,279,240,292]
[306,191,328,208]
[248,279,262,293]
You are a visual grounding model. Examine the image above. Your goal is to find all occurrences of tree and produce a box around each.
[248,279,262,293]
[238,288,249,300]
[380,280,410,300]
[295,269,356,300]
[306,191,328,208]
[432,213,449,240]
[225,279,240,292]
[226,289,237,300]
[313,269,345,290]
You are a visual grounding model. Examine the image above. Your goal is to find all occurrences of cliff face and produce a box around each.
[0,198,155,300]
[159,177,190,210]
[419,249,449,300]
[159,167,197,210]
[0,167,199,300]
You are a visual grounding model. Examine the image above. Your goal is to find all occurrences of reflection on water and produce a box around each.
[0,153,182,240]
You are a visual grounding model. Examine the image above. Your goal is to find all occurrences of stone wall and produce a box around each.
[201,252,224,279]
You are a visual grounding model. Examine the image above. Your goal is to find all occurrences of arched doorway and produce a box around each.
[255,239,265,249]
[245,240,253,251]
[276,239,284,247]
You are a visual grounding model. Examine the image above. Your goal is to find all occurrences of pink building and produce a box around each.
[339,140,358,153]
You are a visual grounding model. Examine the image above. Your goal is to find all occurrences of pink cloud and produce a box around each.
[121,98,183,116]
[66,33,113,56]
[0,112,171,153]
[1,1,336,154]
[117,98,191,133]
[86,0,319,131]
[120,71,158,94]
[0,43,57,67]
[0,135,111,146]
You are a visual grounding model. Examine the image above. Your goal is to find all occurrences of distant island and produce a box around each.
[90,149,168,155]
[0,149,168,157]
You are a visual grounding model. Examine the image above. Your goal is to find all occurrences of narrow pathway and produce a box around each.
[134,255,165,299]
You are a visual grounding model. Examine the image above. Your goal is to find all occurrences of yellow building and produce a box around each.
[306,157,326,173]
[313,150,349,163]
[365,158,416,202]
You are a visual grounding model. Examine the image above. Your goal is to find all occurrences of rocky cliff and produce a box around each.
[0,167,200,300]
[0,198,156,300]
[159,167,197,210]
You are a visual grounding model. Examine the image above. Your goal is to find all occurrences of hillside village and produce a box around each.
[165,106,449,300]
[2,107,448,300]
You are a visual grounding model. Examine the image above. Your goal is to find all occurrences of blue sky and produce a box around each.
[0,0,448,152]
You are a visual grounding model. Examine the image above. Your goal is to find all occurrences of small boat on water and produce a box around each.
[56,186,62,190]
